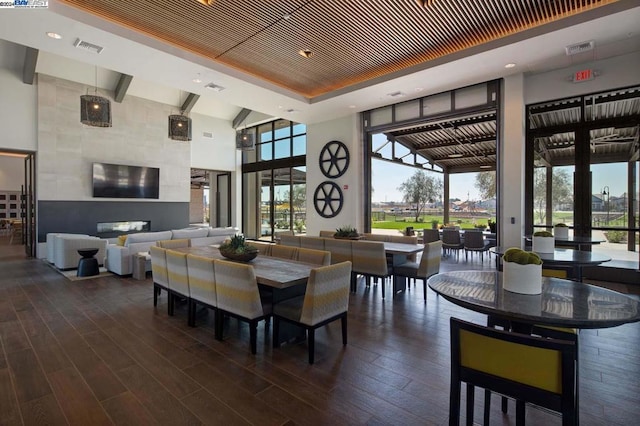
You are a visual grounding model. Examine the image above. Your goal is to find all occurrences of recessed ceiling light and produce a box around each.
[415,87,424,92]
[192,74,202,83]
[298,49,314,58]
[448,152,464,158]
[46,32,62,40]
[197,0,214,5]
[348,105,356,109]
[480,165,492,169]
[504,63,516,68]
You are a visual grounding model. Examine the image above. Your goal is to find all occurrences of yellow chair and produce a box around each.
[251,240,273,256]
[296,247,331,265]
[318,230,335,238]
[186,254,217,327]
[351,240,390,296]
[157,238,191,249]
[271,244,298,260]
[450,317,577,426]
[273,261,352,364]
[393,240,441,301]
[150,246,168,308]
[165,250,192,325]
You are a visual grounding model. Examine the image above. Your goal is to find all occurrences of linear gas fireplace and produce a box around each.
[97,220,150,236]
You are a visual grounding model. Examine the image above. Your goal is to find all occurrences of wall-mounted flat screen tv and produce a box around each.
[92,163,160,199]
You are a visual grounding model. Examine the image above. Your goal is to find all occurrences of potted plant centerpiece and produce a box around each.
[554,223,569,239]
[219,234,259,261]
[334,225,361,240]
[532,230,554,253]
[431,219,439,230]
[488,219,497,234]
[502,247,543,294]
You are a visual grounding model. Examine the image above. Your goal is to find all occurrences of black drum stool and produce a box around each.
[77,248,100,277]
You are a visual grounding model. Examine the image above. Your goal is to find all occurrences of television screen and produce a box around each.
[92,163,160,199]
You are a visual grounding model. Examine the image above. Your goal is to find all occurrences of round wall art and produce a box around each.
[313,181,344,218]
[319,140,350,178]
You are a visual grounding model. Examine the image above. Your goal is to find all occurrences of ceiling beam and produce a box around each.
[232,108,252,129]
[181,92,200,113]
[114,73,133,103]
[22,47,38,85]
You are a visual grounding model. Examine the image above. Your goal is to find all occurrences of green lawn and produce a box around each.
[372,214,495,231]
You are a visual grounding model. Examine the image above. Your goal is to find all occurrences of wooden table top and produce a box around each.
[174,246,315,289]
[428,270,640,329]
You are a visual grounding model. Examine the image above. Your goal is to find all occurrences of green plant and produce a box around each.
[555,223,568,227]
[604,230,626,243]
[475,223,487,229]
[294,219,306,234]
[488,219,497,233]
[533,231,553,237]
[219,234,257,254]
[334,225,359,238]
[502,247,542,265]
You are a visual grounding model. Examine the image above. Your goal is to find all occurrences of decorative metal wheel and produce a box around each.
[313,181,344,218]
[319,140,350,178]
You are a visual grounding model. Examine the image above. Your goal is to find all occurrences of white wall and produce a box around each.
[0,40,37,151]
[525,52,640,104]
[190,112,237,172]
[0,156,24,191]
[306,114,362,235]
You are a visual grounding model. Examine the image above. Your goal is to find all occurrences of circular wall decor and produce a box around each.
[313,181,344,218]
[319,140,350,178]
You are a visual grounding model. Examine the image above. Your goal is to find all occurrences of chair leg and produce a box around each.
[450,377,461,426]
[341,315,348,345]
[516,400,525,426]
[168,292,174,316]
[381,278,386,299]
[153,284,158,306]
[483,389,491,426]
[466,383,474,426]
[273,316,281,348]
[422,279,427,301]
[188,299,195,327]
[250,320,257,354]
[214,310,223,341]
[308,328,315,364]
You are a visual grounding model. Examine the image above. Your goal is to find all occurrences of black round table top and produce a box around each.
[490,246,611,267]
[77,248,99,258]
[428,271,640,329]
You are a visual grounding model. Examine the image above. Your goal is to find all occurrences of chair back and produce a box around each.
[351,240,387,276]
[214,259,263,319]
[157,238,191,249]
[299,236,326,251]
[300,261,352,326]
[297,247,331,265]
[186,254,217,308]
[318,230,335,238]
[324,238,353,264]
[422,229,440,243]
[279,234,301,247]
[362,233,390,242]
[450,317,576,425]
[149,246,168,288]
[442,229,461,246]
[418,240,442,278]
[463,231,485,250]
[389,235,418,244]
[251,240,273,256]
[165,250,190,297]
[271,244,298,260]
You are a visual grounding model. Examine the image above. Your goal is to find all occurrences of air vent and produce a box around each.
[74,38,104,54]
[565,40,594,56]
[202,131,213,138]
[387,91,404,97]
[205,83,225,92]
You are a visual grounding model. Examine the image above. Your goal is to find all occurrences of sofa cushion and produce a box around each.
[172,228,209,239]
[125,231,172,246]
[208,227,237,237]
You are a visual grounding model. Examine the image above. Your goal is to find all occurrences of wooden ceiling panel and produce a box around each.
[59,0,619,98]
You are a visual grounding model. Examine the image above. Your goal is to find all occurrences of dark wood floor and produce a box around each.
[0,239,639,425]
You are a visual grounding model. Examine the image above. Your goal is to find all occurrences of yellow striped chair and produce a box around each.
[279,234,301,247]
[186,254,217,327]
[393,240,442,301]
[296,247,331,266]
[271,244,298,260]
[450,317,577,426]
[214,259,271,354]
[351,241,390,296]
[150,246,168,308]
[318,230,335,238]
[165,250,192,324]
[157,238,191,249]
[251,240,273,257]
[324,238,352,264]
[362,233,391,242]
[299,236,326,251]
[273,261,352,364]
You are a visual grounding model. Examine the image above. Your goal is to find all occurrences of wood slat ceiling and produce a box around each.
[59,0,618,98]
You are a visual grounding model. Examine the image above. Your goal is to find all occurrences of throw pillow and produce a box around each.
[117,235,127,246]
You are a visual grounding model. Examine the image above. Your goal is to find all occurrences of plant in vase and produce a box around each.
[487,219,497,233]
[219,234,259,261]
[554,223,569,239]
[502,247,543,294]
[532,230,554,253]
[431,219,439,230]
[334,225,360,239]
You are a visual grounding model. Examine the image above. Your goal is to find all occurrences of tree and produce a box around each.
[533,167,572,224]
[475,171,496,200]
[398,170,443,222]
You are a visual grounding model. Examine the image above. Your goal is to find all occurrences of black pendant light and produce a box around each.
[80,66,112,127]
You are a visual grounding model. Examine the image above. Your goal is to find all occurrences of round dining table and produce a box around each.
[428,270,640,329]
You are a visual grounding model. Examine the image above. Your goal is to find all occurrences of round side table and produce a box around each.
[77,248,99,277]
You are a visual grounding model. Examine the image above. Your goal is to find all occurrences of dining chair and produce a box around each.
[422,229,440,243]
[214,259,271,354]
[157,238,191,249]
[318,230,335,238]
[450,317,577,426]
[393,240,442,301]
[362,233,391,242]
[442,229,464,259]
[251,240,274,256]
[351,240,391,296]
[150,246,168,307]
[185,254,217,327]
[463,230,491,262]
[279,234,301,247]
[324,238,352,264]
[271,244,298,260]
[165,249,193,325]
[296,247,331,265]
[299,236,326,251]
[272,261,352,364]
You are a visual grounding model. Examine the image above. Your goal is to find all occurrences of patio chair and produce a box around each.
[442,229,464,259]
[393,240,441,301]
[463,230,491,262]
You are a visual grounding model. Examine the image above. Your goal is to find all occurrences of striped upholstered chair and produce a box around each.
[393,240,442,301]
[251,240,274,257]
[165,250,192,325]
[157,238,191,249]
[296,247,331,266]
[273,261,352,364]
[150,246,168,308]
[299,236,326,251]
[214,259,271,354]
[271,244,298,260]
[351,241,391,297]
[185,254,217,327]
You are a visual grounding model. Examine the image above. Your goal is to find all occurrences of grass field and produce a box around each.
[372,214,495,231]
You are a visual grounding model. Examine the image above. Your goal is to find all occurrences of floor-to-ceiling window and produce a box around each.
[242,119,306,240]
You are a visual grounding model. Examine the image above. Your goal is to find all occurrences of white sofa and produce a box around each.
[51,235,108,270]
[105,227,238,276]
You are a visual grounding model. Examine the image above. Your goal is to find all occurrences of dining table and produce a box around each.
[525,235,605,251]
[382,241,424,293]
[490,246,611,282]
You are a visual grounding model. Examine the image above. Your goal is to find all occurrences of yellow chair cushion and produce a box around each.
[117,235,127,246]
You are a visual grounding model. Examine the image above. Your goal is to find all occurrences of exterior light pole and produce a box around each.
[602,186,610,225]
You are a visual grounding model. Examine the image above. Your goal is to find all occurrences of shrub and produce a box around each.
[503,247,542,265]
[604,230,626,243]
[533,231,553,237]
